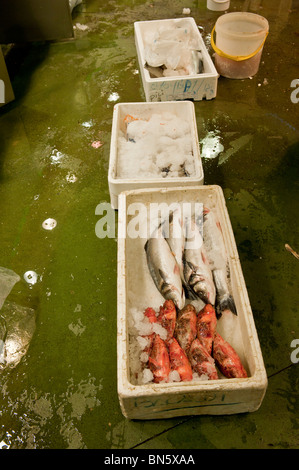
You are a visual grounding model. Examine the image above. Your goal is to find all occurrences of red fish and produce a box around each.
[174,303,197,354]
[213,333,247,378]
[144,307,157,323]
[148,334,170,383]
[188,338,219,380]
[143,307,158,355]
[157,299,176,341]
[196,304,217,355]
[168,338,193,382]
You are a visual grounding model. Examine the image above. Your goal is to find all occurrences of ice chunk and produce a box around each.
[143,22,203,77]
[169,370,181,382]
[142,368,154,384]
[117,112,195,179]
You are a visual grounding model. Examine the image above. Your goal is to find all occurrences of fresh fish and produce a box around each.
[174,303,197,355]
[145,224,185,309]
[213,333,247,379]
[157,299,176,342]
[196,304,217,356]
[162,209,185,282]
[168,338,193,382]
[188,338,218,380]
[148,334,170,383]
[183,216,216,305]
[202,206,237,316]
[142,307,158,356]
[144,307,157,324]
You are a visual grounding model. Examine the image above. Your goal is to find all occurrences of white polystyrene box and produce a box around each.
[134,17,219,102]
[108,101,204,210]
[117,185,268,420]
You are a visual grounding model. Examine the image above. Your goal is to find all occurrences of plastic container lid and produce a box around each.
[207,0,230,11]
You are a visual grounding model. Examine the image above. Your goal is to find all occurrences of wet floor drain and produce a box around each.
[24,271,38,285]
[42,218,57,230]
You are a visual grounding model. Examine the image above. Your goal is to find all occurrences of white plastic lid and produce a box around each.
[207,0,230,11]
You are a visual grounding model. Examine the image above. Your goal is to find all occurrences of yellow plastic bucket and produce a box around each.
[211,12,269,79]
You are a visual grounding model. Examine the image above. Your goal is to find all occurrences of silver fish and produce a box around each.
[202,206,237,316]
[183,216,216,305]
[145,224,185,310]
[162,209,185,282]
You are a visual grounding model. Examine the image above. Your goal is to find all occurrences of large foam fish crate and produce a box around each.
[117,185,267,419]
[134,17,219,102]
[108,101,204,210]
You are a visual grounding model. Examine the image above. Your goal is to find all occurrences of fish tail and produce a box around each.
[217,294,237,317]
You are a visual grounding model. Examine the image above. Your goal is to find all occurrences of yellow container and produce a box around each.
[211,12,269,79]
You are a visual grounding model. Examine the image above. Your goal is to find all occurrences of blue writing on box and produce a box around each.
[149,78,215,102]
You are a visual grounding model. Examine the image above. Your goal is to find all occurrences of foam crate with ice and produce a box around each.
[117,185,268,419]
[134,17,219,102]
[108,101,204,209]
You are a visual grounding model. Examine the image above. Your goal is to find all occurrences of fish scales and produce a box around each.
[183,216,216,305]
[148,334,171,383]
[168,337,193,382]
[174,303,197,354]
[213,333,247,379]
[145,224,185,310]
[196,304,217,355]
[188,338,218,380]
[202,206,237,316]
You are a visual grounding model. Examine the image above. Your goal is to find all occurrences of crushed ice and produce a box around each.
[117,112,195,179]
[144,20,203,77]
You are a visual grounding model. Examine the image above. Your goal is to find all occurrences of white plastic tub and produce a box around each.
[211,12,269,79]
[134,18,219,102]
[207,0,230,11]
[108,101,204,210]
[117,185,267,419]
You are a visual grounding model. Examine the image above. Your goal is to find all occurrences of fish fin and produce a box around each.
[217,295,237,316]
[183,283,197,300]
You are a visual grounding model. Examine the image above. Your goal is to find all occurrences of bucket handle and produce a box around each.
[210,25,269,61]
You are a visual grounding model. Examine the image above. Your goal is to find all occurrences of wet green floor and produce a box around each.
[0,0,298,449]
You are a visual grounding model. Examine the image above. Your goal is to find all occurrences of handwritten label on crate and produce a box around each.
[149,78,215,102]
